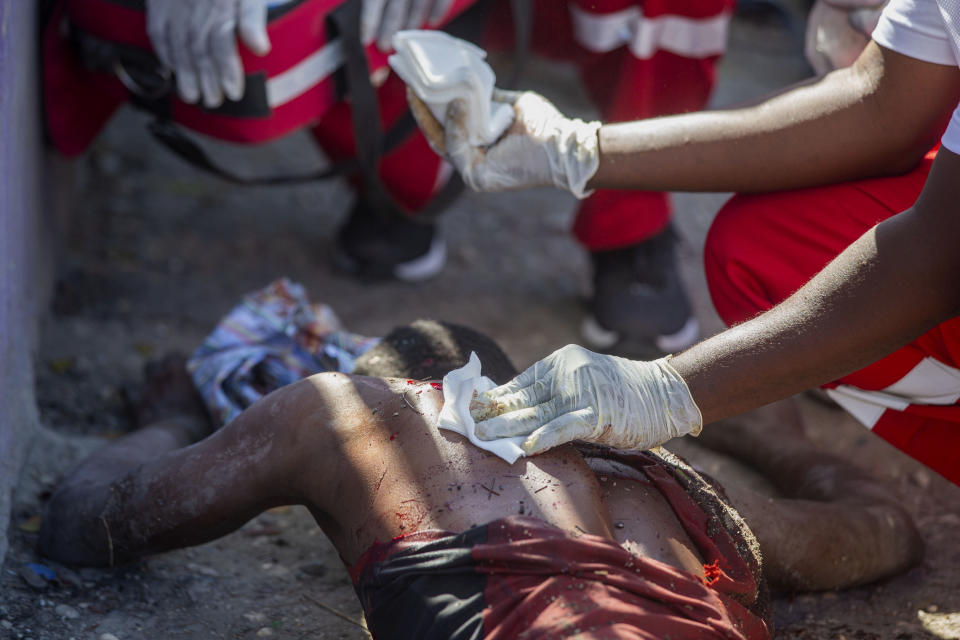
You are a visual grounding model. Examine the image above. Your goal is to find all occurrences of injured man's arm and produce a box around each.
[39,321,922,639]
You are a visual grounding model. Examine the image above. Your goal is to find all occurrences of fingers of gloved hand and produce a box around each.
[469,356,549,421]
[491,88,523,105]
[190,6,225,108]
[145,1,175,70]
[378,0,411,51]
[474,407,541,440]
[521,408,597,456]
[197,59,225,107]
[443,99,485,188]
[406,0,431,30]
[474,393,569,440]
[428,0,454,25]
[361,0,387,45]
[211,24,245,101]
[479,378,561,419]
[513,90,563,124]
[238,0,271,55]
[476,361,538,402]
[171,19,201,103]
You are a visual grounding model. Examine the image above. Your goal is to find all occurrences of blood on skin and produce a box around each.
[374,469,387,492]
[702,559,723,585]
[395,503,428,531]
[405,379,441,390]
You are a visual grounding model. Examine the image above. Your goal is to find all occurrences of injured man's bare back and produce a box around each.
[40,321,923,640]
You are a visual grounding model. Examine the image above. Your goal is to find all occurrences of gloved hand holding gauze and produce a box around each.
[388,31,601,198]
[469,345,702,456]
[437,352,525,464]
[388,31,515,148]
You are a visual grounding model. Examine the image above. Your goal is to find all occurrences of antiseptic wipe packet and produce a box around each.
[388,30,514,147]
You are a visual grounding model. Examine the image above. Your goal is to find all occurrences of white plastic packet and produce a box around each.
[388,30,514,147]
[437,352,525,464]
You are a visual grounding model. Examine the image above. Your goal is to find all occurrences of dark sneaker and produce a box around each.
[582,225,699,358]
[332,197,447,282]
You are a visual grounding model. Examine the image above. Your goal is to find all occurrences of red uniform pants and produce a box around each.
[704,147,960,485]
[310,72,448,214]
[486,0,735,250]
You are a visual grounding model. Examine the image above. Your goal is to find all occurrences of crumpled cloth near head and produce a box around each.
[187,278,378,427]
[437,352,525,464]
[388,30,514,147]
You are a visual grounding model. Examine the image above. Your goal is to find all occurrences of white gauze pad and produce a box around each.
[388,30,514,146]
[437,352,525,464]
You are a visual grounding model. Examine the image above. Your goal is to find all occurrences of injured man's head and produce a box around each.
[40,320,923,640]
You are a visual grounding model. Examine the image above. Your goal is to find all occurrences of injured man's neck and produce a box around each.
[39,320,923,640]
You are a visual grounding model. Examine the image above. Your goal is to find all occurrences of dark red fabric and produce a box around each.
[704,146,960,485]
[44,1,129,157]
[350,518,767,639]
[477,518,767,639]
[348,452,769,639]
[485,0,733,250]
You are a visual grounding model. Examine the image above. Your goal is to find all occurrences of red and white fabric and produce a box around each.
[43,0,473,214]
[704,147,960,485]
[485,0,735,251]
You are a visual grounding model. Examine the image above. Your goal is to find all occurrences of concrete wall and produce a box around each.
[0,0,60,564]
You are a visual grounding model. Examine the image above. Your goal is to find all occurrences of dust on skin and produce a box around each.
[320,375,615,564]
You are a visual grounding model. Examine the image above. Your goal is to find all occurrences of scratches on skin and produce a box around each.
[400,392,424,416]
[374,469,387,493]
[479,479,501,499]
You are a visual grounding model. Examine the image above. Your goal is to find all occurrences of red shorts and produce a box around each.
[349,450,770,640]
[704,147,960,485]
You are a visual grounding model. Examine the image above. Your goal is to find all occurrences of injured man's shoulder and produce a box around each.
[39,320,921,640]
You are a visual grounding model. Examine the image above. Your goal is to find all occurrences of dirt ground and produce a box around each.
[3,5,960,640]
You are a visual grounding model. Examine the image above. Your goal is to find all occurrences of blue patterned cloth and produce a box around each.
[188,278,379,427]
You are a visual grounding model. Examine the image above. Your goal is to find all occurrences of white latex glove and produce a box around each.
[470,345,702,456]
[147,0,271,108]
[362,0,456,51]
[804,0,886,74]
[444,90,601,199]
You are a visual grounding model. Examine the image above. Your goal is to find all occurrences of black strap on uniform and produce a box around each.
[505,0,531,90]
[327,0,409,219]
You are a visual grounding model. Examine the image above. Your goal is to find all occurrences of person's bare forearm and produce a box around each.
[671,149,960,424]
[589,44,959,193]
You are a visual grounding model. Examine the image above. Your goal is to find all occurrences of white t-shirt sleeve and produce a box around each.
[942,106,960,153]
[872,0,960,152]
[872,0,957,63]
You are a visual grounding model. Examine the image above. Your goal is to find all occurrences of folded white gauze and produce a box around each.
[388,30,514,147]
[437,352,525,464]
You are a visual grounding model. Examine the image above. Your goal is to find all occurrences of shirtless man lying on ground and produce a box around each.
[40,321,922,640]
